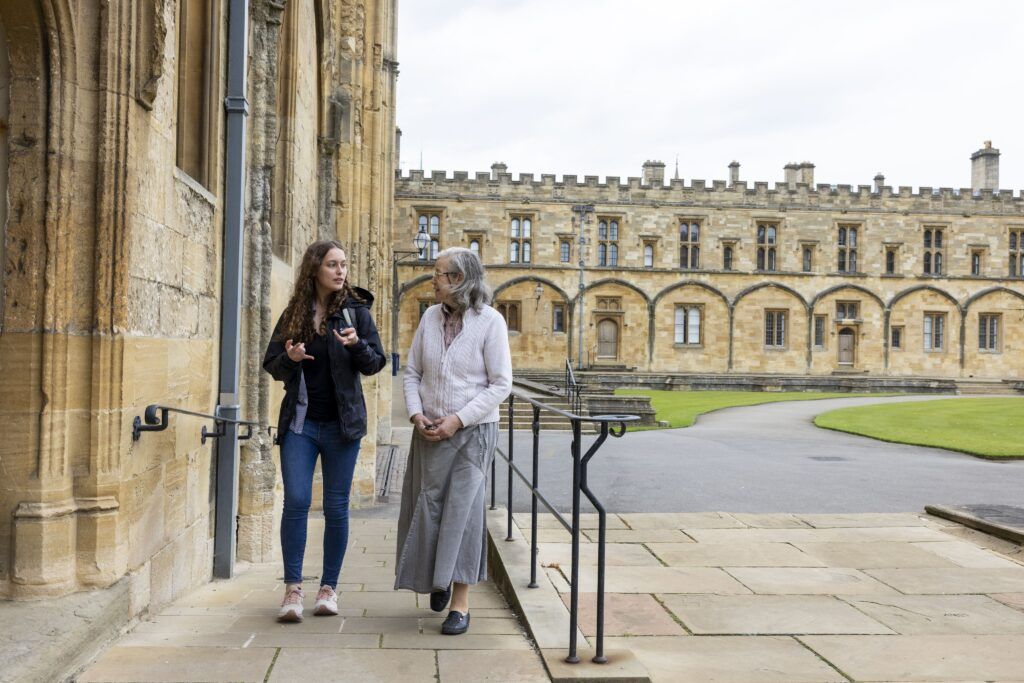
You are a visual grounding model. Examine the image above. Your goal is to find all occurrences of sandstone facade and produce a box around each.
[394,159,1024,380]
[0,0,397,612]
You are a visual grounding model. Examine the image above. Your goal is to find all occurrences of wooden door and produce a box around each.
[597,318,618,359]
[838,327,855,364]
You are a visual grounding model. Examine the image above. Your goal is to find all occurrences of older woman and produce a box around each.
[394,247,512,635]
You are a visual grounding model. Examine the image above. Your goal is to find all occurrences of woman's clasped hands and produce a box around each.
[411,413,463,441]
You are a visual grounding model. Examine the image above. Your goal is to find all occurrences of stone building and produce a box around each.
[0,0,398,631]
[394,148,1024,382]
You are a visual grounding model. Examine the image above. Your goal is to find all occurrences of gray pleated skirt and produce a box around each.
[394,422,498,593]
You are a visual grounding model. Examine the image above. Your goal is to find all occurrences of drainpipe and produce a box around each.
[214,0,249,579]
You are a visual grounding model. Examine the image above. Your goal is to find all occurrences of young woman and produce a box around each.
[263,240,387,622]
[394,247,513,635]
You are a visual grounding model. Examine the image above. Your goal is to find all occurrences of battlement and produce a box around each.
[396,168,1023,212]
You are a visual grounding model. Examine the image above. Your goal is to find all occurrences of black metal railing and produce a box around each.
[491,388,638,665]
[132,404,263,444]
[564,358,584,415]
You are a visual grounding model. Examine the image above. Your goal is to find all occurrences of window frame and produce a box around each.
[923,311,946,352]
[885,246,898,275]
[509,214,533,264]
[559,240,572,263]
[673,304,703,346]
[923,226,946,276]
[890,325,904,350]
[643,242,655,268]
[764,309,788,348]
[678,218,702,270]
[837,223,860,274]
[756,221,779,272]
[496,301,522,332]
[1010,228,1024,278]
[552,303,566,333]
[597,216,621,267]
[813,314,827,350]
[978,313,1001,353]
[417,211,442,260]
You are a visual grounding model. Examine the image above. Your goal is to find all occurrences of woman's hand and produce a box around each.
[421,414,463,441]
[411,413,434,439]
[333,327,360,347]
[285,339,314,362]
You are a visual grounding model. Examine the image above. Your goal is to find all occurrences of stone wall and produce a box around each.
[0,0,397,611]
[393,167,1024,379]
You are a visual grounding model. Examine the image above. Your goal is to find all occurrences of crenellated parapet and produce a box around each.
[396,168,1024,215]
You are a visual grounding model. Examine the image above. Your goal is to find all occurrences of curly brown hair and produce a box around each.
[274,240,362,342]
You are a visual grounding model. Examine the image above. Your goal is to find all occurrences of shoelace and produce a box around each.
[316,587,335,601]
[283,589,303,605]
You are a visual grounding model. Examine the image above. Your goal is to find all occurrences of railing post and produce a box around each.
[581,422,610,664]
[506,393,515,542]
[566,417,582,664]
[529,405,541,588]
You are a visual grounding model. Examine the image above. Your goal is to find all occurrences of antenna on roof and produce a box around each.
[674,155,680,180]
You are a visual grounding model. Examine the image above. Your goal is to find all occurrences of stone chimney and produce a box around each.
[798,162,815,186]
[395,127,402,171]
[490,161,508,181]
[873,173,885,193]
[642,160,665,186]
[971,141,999,191]
[729,161,740,185]
[784,163,800,188]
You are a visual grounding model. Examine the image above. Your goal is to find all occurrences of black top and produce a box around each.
[302,332,338,422]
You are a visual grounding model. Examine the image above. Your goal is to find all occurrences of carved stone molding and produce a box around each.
[134,0,172,111]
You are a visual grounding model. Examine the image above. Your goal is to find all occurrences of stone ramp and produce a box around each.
[76,510,549,682]
[488,508,1024,682]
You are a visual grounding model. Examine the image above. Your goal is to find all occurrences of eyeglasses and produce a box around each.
[432,270,460,283]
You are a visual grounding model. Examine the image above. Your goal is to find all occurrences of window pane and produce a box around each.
[610,221,618,241]
[609,244,618,266]
[935,231,943,248]
[511,218,520,238]
[935,315,944,348]
[924,252,931,274]
[1011,232,1017,250]
[430,240,439,259]
[674,307,685,344]
[680,246,688,268]
[767,227,776,244]
[430,215,439,234]
[644,245,653,267]
[778,312,785,345]
[691,246,699,268]
[838,228,846,246]
[523,218,531,238]
[523,241,531,263]
[935,252,943,274]
[469,240,480,254]
[757,248,765,270]
[757,225,765,243]
[598,221,607,240]
[510,242,519,262]
[418,215,427,230]
[765,312,773,346]
[924,230,932,248]
[838,252,845,272]
[979,317,987,349]
[924,315,933,350]
[679,223,689,241]
[691,223,699,241]
[724,246,733,270]
[887,250,895,273]
[803,248,812,272]
[687,307,700,344]
[849,229,857,247]
[598,243,606,266]
[767,249,776,271]
[849,250,857,272]
[561,241,570,262]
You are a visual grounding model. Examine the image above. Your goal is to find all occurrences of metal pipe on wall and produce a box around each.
[213,0,250,579]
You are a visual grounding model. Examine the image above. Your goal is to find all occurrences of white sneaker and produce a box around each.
[278,585,304,622]
[313,585,338,616]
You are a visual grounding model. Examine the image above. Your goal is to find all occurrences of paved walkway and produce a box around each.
[78,511,549,682]
[497,508,1024,682]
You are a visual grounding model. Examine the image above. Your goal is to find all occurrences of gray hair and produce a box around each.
[437,247,492,312]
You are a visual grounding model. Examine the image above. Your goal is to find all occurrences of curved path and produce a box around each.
[506,395,1024,514]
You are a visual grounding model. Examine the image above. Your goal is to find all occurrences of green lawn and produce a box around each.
[616,389,894,430]
[814,398,1024,458]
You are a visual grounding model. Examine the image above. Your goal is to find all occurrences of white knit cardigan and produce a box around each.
[404,304,512,427]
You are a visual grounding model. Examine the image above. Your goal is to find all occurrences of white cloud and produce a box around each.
[397,0,1024,190]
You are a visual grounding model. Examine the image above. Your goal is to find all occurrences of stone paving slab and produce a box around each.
[438,650,550,683]
[604,635,846,683]
[864,567,1024,594]
[586,528,694,543]
[842,594,1024,634]
[646,541,825,567]
[797,512,939,528]
[559,593,688,637]
[686,526,951,544]
[790,541,958,569]
[537,542,663,567]
[799,634,1024,681]
[911,540,1022,568]
[617,512,746,529]
[725,567,899,595]
[268,648,437,683]
[574,565,752,594]
[79,645,277,682]
[659,594,894,635]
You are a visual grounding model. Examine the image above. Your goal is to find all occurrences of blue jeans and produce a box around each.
[279,419,361,588]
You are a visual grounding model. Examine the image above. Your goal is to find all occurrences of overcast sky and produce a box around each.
[396,0,1023,190]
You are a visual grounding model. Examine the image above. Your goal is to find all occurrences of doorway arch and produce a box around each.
[597,318,618,360]
[838,327,856,365]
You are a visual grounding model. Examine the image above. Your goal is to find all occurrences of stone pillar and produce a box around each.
[798,162,815,186]
[728,161,740,185]
[784,162,800,188]
[874,173,885,193]
[971,141,999,191]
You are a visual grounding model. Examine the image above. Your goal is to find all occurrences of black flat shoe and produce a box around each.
[441,610,470,635]
[430,584,452,612]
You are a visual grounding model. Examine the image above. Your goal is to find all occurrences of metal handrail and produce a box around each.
[491,387,638,665]
[132,404,263,444]
[564,358,583,415]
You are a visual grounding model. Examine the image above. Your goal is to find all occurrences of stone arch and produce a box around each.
[398,273,433,300]
[888,284,962,313]
[494,275,570,303]
[731,281,809,373]
[651,281,731,373]
[887,284,963,377]
[578,277,653,306]
[810,283,885,310]
[733,281,810,311]
[962,287,1024,379]
[653,279,730,308]
[810,284,886,375]
[962,285,1024,312]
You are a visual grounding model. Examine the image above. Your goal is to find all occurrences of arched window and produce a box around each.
[1010,229,1024,277]
[643,244,654,268]
[597,217,619,266]
[838,225,858,273]
[509,215,531,263]
[560,241,571,263]
[674,305,702,345]
[608,244,618,266]
[597,243,607,266]
[723,245,733,271]
[469,239,480,256]
[803,247,812,273]
[680,220,701,269]
[757,223,778,271]
[923,227,944,275]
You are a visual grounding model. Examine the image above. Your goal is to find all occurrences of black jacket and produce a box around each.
[262,287,387,442]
